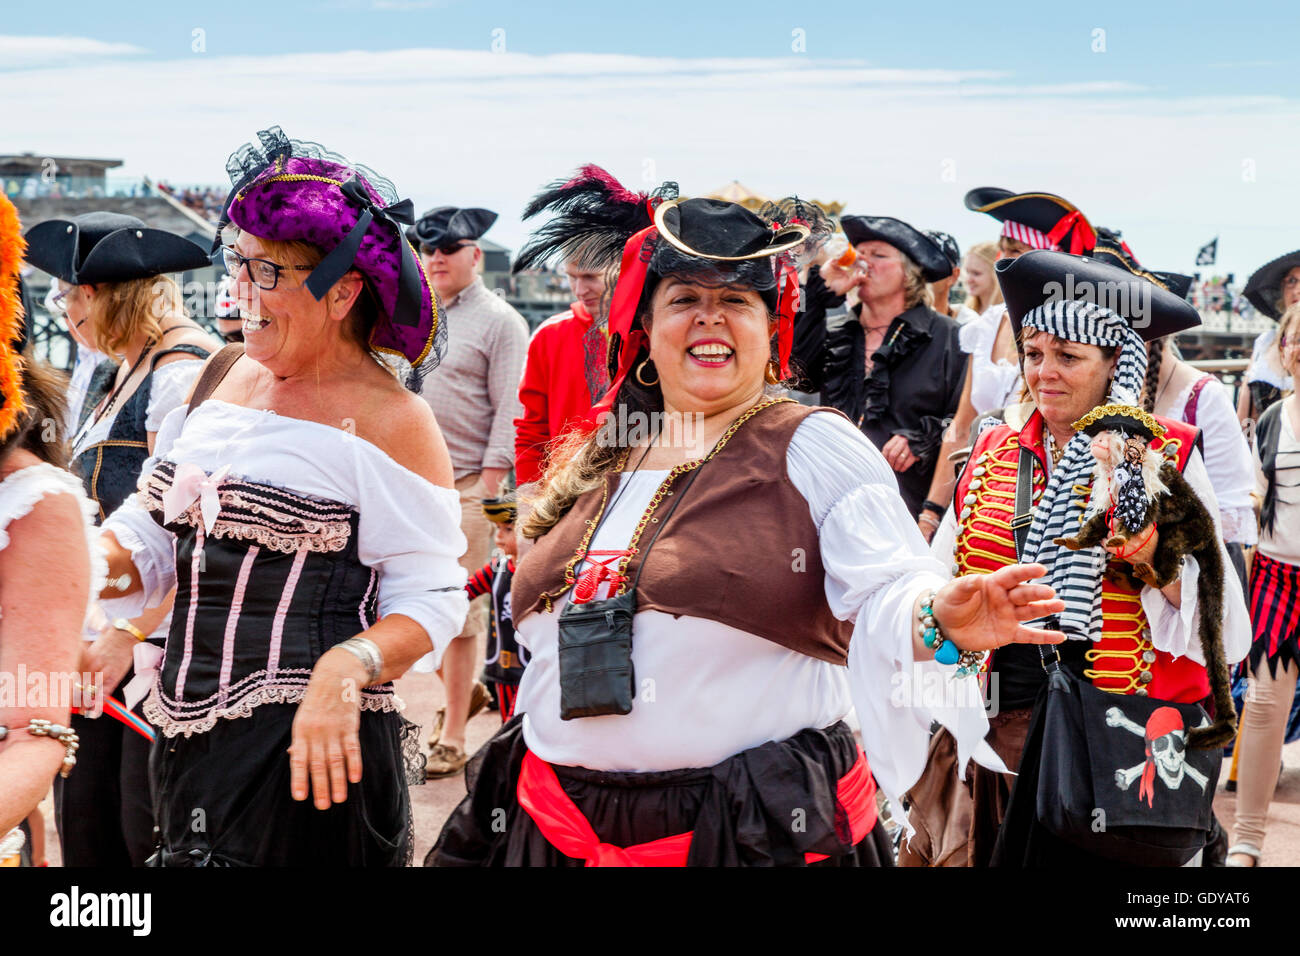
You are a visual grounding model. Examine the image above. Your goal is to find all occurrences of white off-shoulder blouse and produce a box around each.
[101,400,469,665]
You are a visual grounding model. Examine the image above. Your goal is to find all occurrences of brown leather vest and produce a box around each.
[512,400,855,665]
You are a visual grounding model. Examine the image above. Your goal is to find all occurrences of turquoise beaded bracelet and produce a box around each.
[919,589,986,678]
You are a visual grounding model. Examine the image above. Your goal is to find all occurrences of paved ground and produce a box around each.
[36,674,1300,866]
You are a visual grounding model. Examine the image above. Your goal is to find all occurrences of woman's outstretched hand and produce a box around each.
[930,563,1066,653]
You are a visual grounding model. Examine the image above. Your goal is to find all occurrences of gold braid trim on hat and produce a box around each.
[0,195,27,441]
[1071,403,1166,438]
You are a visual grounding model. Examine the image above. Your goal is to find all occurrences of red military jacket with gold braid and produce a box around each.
[950,409,1209,704]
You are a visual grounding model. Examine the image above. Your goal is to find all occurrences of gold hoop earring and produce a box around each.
[635,359,659,387]
[764,360,781,386]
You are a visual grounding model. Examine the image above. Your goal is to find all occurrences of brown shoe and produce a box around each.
[427,681,491,750]
[425,742,470,779]
[426,707,446,750]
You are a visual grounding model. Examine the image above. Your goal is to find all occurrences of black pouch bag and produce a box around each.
[557,591,637,720]
[1034,660,1220,866]
[555,458,705,721]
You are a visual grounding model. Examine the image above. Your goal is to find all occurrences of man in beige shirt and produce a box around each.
[413,206,529,776]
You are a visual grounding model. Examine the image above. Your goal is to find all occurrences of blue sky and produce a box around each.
[4,1,1299,280]
[8,0,1295,93]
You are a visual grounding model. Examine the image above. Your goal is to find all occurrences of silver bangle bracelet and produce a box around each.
[337,637,383,685]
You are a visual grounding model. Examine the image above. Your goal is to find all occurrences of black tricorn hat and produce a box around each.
[654,198,809,261]
[1092,228,1194,301]
[1072,403,1167,443]
[1243,249,1300,320]
[24,212,211,285]
[996,249,1201,342]
[840,215,952,281]
[964,187,1096,254]
[409,206,498,247]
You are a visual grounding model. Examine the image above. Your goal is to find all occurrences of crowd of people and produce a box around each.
[3,125,1300,868]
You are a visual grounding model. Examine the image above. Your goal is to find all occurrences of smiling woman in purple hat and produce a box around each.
[93,128,468,866]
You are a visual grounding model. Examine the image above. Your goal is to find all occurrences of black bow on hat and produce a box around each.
[410,206,498,247]
[24,211,211,285]
[305,176,421,328]
[841,216,953,281]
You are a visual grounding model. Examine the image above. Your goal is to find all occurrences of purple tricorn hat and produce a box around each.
[214,127,445,369]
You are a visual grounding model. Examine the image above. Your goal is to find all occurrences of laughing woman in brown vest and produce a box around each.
[429,189,1066,867]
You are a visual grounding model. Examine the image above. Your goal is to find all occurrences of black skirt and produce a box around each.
[148,703,417,866]
[427,716,893,867]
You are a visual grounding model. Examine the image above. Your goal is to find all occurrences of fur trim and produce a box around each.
[0,195,27,440]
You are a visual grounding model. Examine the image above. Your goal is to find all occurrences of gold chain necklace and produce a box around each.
[538,397,793,612]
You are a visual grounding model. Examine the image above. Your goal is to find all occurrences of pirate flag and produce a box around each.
[1195,238,1218,267]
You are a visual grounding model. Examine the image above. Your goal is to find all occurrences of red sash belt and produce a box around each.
[516,747,877,866]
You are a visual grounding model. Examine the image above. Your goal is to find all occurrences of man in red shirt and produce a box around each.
[514,249,612,487]
[510,165,664,490]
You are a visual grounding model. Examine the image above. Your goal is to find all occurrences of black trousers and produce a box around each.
[52,683,156,866]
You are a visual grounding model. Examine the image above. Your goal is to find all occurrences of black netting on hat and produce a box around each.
[757,197,834,268]
[221,126,398,204]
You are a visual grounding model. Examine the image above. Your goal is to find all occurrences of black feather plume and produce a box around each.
[512,165,674,274]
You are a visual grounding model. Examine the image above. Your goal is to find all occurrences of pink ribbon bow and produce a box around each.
[122,641,164,711]
[162,463,230,533]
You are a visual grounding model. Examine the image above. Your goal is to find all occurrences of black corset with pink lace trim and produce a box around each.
[138,460,397,737]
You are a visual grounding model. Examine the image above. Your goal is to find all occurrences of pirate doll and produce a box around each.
[471,487,526,721]
[1055,403,1236,748]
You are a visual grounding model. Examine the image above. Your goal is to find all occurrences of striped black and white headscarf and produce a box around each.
[1019,298,1148,639]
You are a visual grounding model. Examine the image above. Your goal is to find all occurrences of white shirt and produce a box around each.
[514,410,999,821]
[100,400,470,664]
[1246,329,1293,391]
[1257,401,1300,566]
[71,360,205,458]
[1163,375,1257,545]
[959,305,1023,415]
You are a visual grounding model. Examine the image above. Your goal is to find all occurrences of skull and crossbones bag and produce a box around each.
[1024,664,1221,866]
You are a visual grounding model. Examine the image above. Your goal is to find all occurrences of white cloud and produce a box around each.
[0,34,145,70]
[2,43,1294,279]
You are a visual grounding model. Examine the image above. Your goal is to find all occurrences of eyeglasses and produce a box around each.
[49,287,71,314]
[419,241,474,257]
[221,246,314,291]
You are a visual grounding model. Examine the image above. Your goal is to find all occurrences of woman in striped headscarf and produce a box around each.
[907,250,1251,867]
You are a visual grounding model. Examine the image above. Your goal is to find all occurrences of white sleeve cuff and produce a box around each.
[101,495,177,614]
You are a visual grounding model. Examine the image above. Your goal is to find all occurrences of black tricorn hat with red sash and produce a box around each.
[965,187,1097,255]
